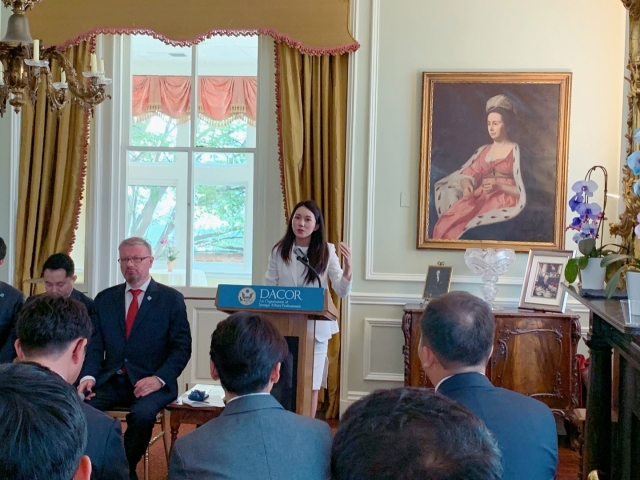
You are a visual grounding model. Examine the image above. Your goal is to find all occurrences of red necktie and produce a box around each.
[125,289,142,339]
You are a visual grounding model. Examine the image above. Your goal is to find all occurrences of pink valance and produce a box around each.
[132,75,257,126]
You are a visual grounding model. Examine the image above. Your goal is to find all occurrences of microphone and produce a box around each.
[293,247,322,288]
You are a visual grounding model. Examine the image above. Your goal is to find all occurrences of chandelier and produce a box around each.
[0,0,111,116]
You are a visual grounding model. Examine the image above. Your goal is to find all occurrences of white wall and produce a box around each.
[341,0,628,412]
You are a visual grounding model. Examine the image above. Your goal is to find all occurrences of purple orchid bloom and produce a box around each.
[567,217,582,230]
[576,202,602,220]
[634,128,640,144]
[571,180,598,197]
[634,180,640,197]
[628,151,640,175]
[580,223,598,238]
[572,232,582,244]
[568,194,583,212]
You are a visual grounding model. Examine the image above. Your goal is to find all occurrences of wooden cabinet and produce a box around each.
[402,304,582,414]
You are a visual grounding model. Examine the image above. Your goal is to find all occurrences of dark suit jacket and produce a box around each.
[168,394,332,480]
[70,288,95,315]
[438,373,558,480]
[81,402,129,480]
[0,281,24,363]
[81,279,192,397]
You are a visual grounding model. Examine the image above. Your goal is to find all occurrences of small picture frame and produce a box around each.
[423,265,453,300]
[519,249,575,313]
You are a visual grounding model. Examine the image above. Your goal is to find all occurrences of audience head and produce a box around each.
[42,253,77,297]
[419,291,494,383]
[0,236,6,264]
[0,362,91,480]
[209,312,288,396]
[15,294,92,383]
[331,387,502,480]
[118,237,154,287]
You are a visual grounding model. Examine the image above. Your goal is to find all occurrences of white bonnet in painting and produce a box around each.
[486,94,516,114]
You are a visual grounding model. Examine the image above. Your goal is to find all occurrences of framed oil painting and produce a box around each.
[519,249,575,313]
[417,72,571,251]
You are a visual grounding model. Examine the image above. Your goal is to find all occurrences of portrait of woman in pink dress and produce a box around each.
[432,94,526,240]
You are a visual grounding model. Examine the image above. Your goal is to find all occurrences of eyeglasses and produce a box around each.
[118,256,151,264]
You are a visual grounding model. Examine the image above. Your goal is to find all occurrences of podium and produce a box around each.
[215,284,338,417]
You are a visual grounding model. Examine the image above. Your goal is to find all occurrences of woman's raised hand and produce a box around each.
[461,178,474,199]
[340,242,352,281]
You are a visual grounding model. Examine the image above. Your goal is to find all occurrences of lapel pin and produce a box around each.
[0,293,4,298]
[147,296,152,301]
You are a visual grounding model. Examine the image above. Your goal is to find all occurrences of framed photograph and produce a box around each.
[423,265,453,300]
[519,249,575,313]
[417,72,572,252]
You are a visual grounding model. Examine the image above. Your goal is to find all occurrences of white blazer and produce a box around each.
[264,243,351,343]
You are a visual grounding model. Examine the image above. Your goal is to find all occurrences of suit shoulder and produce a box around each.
[95,284,124,301]
[1,282,24,302]
[282,410,331,435]
[495,387,555,418]
[151,280,185,300]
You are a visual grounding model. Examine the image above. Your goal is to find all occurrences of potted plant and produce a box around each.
[564,173,613,289]
[160,237,179,272]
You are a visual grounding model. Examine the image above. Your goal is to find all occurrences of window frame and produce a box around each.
[87,34,284,298]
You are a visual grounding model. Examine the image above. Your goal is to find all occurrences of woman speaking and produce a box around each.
[265,199,352,417]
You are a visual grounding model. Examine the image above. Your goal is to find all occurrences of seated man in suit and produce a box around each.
[15,294,128,480]
[169,312,332,480]
[419,291,558,480]
[78,237,192,480]
[0,362,92,480]
[0,236,25,362]
[331,387,503,480]
[41,252,94,313]
[3,252,92,363]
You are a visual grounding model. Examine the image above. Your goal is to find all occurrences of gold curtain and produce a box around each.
[26,0,358,55]
[14,42,91,295]
[276,42,349,418]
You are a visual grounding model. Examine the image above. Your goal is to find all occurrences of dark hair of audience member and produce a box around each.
[42,252,75,277]
[331,387,503,480]
[17,294,92,357]
[0,362,88,480]
[420,291,494,368]
[0,236,6,261]
[209,312,288,395]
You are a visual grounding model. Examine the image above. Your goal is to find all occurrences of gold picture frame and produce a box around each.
[417,72,571,252]
[422,265,453,300]
[519,249,575,313]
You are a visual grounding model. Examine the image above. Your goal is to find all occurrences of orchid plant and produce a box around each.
[564,175,612,283]
[160,237,179,261]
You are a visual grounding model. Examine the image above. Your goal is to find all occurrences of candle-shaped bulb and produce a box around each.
[60,69,66,84]
[33,39,39,62]
[90,53,97,73]
[99,58,104,73]
[0,63,4,85]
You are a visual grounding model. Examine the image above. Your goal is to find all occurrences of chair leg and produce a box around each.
[162,410,171,466]
[144,446,150,480]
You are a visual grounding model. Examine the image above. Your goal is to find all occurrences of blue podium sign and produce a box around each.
[216,284,326,312]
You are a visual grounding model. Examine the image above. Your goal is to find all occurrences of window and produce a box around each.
[124,35,258,288]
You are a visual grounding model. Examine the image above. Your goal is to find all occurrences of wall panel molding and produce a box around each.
[363,317,405,382]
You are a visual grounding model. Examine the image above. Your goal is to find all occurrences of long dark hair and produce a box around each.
[273,199,329,285]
